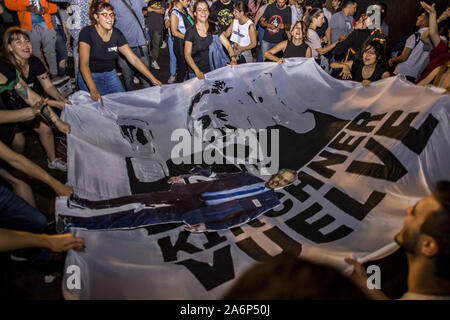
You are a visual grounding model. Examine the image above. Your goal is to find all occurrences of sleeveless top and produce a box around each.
[172,7,194,35]
[230,19,253,47]
[284,41,308,58]
[351,60,387,82]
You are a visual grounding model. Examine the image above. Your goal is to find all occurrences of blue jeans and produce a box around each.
[77,70,125,95]
[257,25,265,62]
[0,185,47,232]
[168,34,177,77]
[117,45,151,91]
[260,40,277,62]
[55,23,68,77]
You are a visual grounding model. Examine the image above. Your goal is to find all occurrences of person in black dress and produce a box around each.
[264,20,312,63]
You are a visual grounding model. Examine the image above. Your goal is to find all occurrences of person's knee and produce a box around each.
[36,122,53,138]
[11,132,25,153]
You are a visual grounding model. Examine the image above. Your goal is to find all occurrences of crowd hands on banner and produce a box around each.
[223,181,450,300]
[0,0,449,298]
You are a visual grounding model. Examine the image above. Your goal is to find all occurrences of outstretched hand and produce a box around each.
[420,1,436,15]
[45,233,85,252]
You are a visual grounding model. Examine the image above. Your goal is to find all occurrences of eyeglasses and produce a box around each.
[98,12,116,18]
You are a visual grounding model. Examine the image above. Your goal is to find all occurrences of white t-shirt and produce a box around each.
[290,5,303,31]
[394,28,432,81]
[306,28,321,59]
[230,19,254,47]
[323,7,332,22]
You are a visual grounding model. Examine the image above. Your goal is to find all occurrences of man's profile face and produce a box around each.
[265,170,295,189]
[395,195,441,254]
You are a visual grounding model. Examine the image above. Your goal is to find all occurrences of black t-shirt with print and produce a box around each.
[79,25,128,73]
[23,56,47,87]
[262,3,292,44]
[184,25,213,74]
[210,1,234,33]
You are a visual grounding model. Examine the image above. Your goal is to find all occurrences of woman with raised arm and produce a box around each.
[78,1,161,105]
[264,20,311,63]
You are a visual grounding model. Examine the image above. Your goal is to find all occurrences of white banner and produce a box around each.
[58,58,450,299]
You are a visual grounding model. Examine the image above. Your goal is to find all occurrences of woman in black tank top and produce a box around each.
[264,20,312,63]
[331,40,391,85]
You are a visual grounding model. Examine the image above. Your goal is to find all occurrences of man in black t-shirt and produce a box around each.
[210,0,234,33]
[260,0,292,60]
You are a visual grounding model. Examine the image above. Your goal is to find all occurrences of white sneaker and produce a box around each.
[48,158,67,172]
[160,41,167,49]
[151,60,160,70]
[167,75,176,84]
[133,76,140,84]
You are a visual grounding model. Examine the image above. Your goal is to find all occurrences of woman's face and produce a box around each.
[233,8,242,19]
[313,13,325,28]
[195,2,209,22]
[95,9,115,30]
[9,34,32,61]
[363,45,378,66]
[182,0,191,9]
[291,23,303,39]
[332,0,341,9]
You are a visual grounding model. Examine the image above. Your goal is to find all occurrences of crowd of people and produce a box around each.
[0,0,449,300]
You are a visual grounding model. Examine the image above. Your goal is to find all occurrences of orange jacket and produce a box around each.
[4,0,58,31]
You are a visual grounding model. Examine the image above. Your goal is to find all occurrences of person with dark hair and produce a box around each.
[4,0,59,78]
[78,1,161,105]
[2,27,69,172]
[304,8,340,63]
[170,0,194,83]
[223,1,257,64]
[388,7,432,83]
[346,181,450,300]
[331,0,341,13]
[331,40,390,85]
[259,0,292,60]
[264,20,311,62]
[329,0,356,44]
[223,253,369,299]
[184,0,237,80]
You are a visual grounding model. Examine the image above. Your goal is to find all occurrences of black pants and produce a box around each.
[173,37,187,83]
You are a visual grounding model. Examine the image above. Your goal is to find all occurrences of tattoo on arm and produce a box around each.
[38,74,49,80]
[15,82,29,100]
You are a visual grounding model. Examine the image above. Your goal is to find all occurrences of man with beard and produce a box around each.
[346,181,450,300]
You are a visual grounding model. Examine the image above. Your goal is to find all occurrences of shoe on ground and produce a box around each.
[151,60,160,70]
[167,75,176,84]
[133,76,140,84]
[160,41,167,49]
[48,158,67,172]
